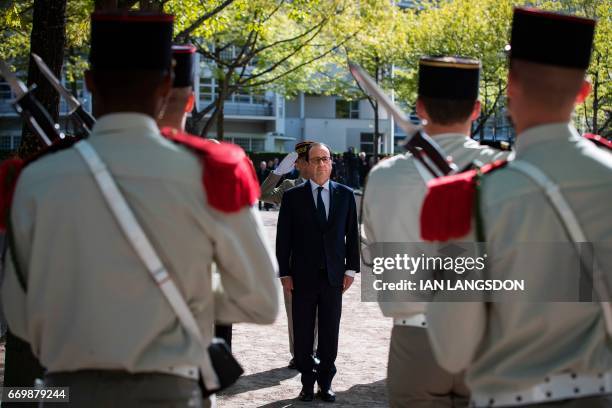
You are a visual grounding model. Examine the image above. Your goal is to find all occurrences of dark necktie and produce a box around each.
[317,186,327,225]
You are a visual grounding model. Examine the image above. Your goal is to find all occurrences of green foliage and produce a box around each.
[0,0,93,75]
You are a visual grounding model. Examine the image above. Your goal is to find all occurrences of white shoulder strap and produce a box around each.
[73,140,220,390]
[414,155,434,184]
[510,160,612,336]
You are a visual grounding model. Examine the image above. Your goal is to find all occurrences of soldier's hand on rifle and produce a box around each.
[273,152,298,175]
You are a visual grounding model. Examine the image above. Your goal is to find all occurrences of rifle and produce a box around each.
[0,60,62,147]
[348,62,457,178]
[32,53,96,134]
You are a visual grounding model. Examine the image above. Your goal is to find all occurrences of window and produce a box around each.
[251,139,265,152]
[199,76,217,101]
[336,99,359,119]
[0,81,12,100]
[0,135,12,151]
[360,132,381,154]
[233,137,251,151]
[0,135,20,151]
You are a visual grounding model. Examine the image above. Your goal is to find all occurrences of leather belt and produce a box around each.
[393,314,427,328]
[472,371,612,407]
[157,365,199,380]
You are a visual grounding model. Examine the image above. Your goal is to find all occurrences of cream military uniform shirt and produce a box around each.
[2,113,279,374]
[362,133,511,319]
[427,123,612,395]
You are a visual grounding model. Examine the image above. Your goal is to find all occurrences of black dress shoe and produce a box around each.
[317,389,336,403]
[298,389,314,402]
[288,358,297,369]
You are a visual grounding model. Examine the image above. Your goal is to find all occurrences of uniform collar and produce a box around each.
[310,179,330,191]
[91,113,161,137]
[515,122,576,156]
[429,132,470,141]
[429,133,470,148]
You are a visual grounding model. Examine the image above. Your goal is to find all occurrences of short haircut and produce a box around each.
[91,69,168,103]
[306,142,331,162]
[419,96,477,125]
[509,59,586,110]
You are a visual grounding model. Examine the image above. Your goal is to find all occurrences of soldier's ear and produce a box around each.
[575,79,591,104]
[415,98,429,123]
[184,92,195,113]
[470,100,482,121]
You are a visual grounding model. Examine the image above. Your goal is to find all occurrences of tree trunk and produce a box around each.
[373,100,380,163]
[592,54,599,134]
[216,104,225,141]
[372,60,380,163]
[18,0,66,158]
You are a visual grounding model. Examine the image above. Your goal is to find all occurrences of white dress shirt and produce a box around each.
[310,179,330,219]
[310,179,355,278]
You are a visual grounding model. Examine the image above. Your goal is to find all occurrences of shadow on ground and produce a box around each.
[220,366,300,396]
[253,379,387,408]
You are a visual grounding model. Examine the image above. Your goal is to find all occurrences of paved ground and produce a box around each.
[217,210,391,407]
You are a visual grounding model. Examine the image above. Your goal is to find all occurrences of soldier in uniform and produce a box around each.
[423,8,612,408]
[157,43,197,132]
[362,56,510,407]
[260,141,318,369]
[260,141,313,205]
[156,43,235,350]
[1,11,278,407]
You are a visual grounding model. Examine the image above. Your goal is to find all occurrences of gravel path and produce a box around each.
[217,210,391,407]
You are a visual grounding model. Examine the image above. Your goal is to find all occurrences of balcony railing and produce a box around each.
[198,101,274,117]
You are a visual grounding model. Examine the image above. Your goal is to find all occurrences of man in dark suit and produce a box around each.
[276,142,360,403]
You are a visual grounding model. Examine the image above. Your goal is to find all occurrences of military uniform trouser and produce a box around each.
[387,326,469,408]
[283,289,317,357]
[41,370,213,408]
[520,395,612,407]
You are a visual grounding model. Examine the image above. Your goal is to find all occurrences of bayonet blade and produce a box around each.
[0,60,28,99]
[32,53,80,113]
[348,62,421,138]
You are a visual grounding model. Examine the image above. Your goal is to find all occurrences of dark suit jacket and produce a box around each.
[276,180,360,290]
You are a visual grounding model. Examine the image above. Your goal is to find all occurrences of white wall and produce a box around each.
[303,118,391,153]
[304,95,336,118]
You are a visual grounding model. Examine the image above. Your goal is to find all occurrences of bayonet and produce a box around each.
[32,53,95,132]
[348,62,456,177]
[0,60,62,146]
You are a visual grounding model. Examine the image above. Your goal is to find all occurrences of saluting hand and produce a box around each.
[273,152,298,175]
[342,275,354,293]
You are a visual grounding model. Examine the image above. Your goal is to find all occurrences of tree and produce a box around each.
[340,0,411,161]
[543,0,611,137]
[19,0,67,157]
[167,0,359,140]
[392,0,515,139]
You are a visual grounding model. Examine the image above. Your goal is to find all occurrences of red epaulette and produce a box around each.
[0,137,82,232]
[160,127,260,213]
[583,133,612,151]
[420,159,508,242]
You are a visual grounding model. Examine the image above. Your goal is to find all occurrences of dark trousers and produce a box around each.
[292,268,342,392]
[214,324,232,350]
[3,331,45,408]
